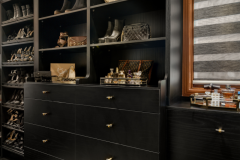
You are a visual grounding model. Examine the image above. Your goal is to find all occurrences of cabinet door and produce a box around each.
[76,105,159,152]
[76,135,159,160]
[167,108,240,160]
[25,147,61,160]
[25,123,75,160]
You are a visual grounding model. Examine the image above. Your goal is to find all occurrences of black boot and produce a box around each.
[21,5,27,17]
[65,0,86,12]
[105,19,124,43]
[54,0,71,15]
[26,4,33,16]
[98,21,113,43]
[6,10,14,20]
[15,3,23,18]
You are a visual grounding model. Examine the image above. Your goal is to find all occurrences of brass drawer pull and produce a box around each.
[42,113,49,116]
[216,128,225,133]
[42,139,48,143]
[106,96,114,100]
[42,91,50,94]
[106,158,113,160]
[106,124,113,128]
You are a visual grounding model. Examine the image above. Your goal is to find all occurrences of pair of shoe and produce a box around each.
[4,130,24,151]
[56,32,69,47]
[7,25,34,42]
[54,0,86,15]
[99,19,124,43]
[6,90,24,106]
[5,3,32,22]
[8,46,34,62]
[7,68,32,85]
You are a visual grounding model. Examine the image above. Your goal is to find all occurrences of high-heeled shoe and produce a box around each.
[105,19,124,43]
[4,130,15,144]
[7,31,17,41]
[54,0,71,15]
[65,0,86,12]
[26,4,33,16]
[7,70,17,83]
[99,21,113,43]
[21,5,27,17]
[26,30,34,38]
[14,29,22,40]
[19,28,26,39]
[6,90,17,104]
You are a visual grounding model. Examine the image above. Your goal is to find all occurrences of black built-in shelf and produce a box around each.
[2,124,24,133]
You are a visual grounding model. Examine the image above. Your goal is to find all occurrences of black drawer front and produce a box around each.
[112,88,159,113]
[75,87,112,107]
[25,123,75,160]
[24,84,75,103]
[25,99,75,133]
[168,108,240,160]
[25,147,62,160]
[76,105,159,152]
[76,135,159,160]
[75,87,159,113]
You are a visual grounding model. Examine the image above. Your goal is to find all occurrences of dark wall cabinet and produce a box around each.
[24,83,162,160]
[167,106,240,160]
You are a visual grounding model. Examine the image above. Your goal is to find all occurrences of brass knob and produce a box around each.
[216,128,225,133]
[106,158,113,160]
[42,113,48,116]
[106,124,113,128]
[42,139,48,143]
[42,91,50,94]
[106,96,114,100]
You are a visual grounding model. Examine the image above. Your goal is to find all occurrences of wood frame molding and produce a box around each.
[182,0,204,97]
[182,0,240,97]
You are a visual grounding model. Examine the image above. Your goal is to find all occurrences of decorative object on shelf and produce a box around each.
[34,71,52,82]
[68,36,87,46]
[204,83,220,93]
[56,32,69,47]
[99,21,113,43]
[54,0,71,15]
[118,60,153,83]
[65,0,86,12]
[51,63,76,83]
[105,19,124,43]
[104,0,118,3]
[190,85,239,112]
[121,23,151,42]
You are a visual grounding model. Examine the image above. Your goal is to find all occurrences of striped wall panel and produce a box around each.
[194,0,240,80]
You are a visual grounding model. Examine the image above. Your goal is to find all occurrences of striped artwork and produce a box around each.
[194,0,240,81]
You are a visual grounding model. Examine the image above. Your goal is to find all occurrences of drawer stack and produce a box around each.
[24,83,161,160]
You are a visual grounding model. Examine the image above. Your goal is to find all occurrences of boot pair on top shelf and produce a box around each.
[99,19,124,43]
[4,3,33,24]
[54,0,86,15]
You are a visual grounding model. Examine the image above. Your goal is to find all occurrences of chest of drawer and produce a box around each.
[76,135,159,160]
[25,123,75,160]
[75,87,159,113]
[25,84,75,103]
[76,105,159,152]
[168,108,240,160]
[25,99,75,133]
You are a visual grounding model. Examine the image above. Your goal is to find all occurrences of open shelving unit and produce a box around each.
[0,0,34,159]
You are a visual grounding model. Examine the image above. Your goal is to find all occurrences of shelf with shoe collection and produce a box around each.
[0,0,35,159]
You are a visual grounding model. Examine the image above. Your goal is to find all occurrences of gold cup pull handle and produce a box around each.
[42,91,50,94]
[216,128,225,133]
[42,113,49,116]
[106,158,113,160]
[42,139,48,143]
[106,124,113,128]
[106,96,114,100]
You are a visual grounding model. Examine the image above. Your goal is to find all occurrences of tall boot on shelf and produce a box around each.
[98,21,113,43]
[26,4,33,16]
[65,0,86,12]
[10,4,16,20]
[105,19,124,43]
[14,3,23,18]
[54,0,71,15]
[21,5,27,17]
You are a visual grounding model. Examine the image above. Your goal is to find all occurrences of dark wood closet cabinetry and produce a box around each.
[24,83,163,160]
[167,104,240,160]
